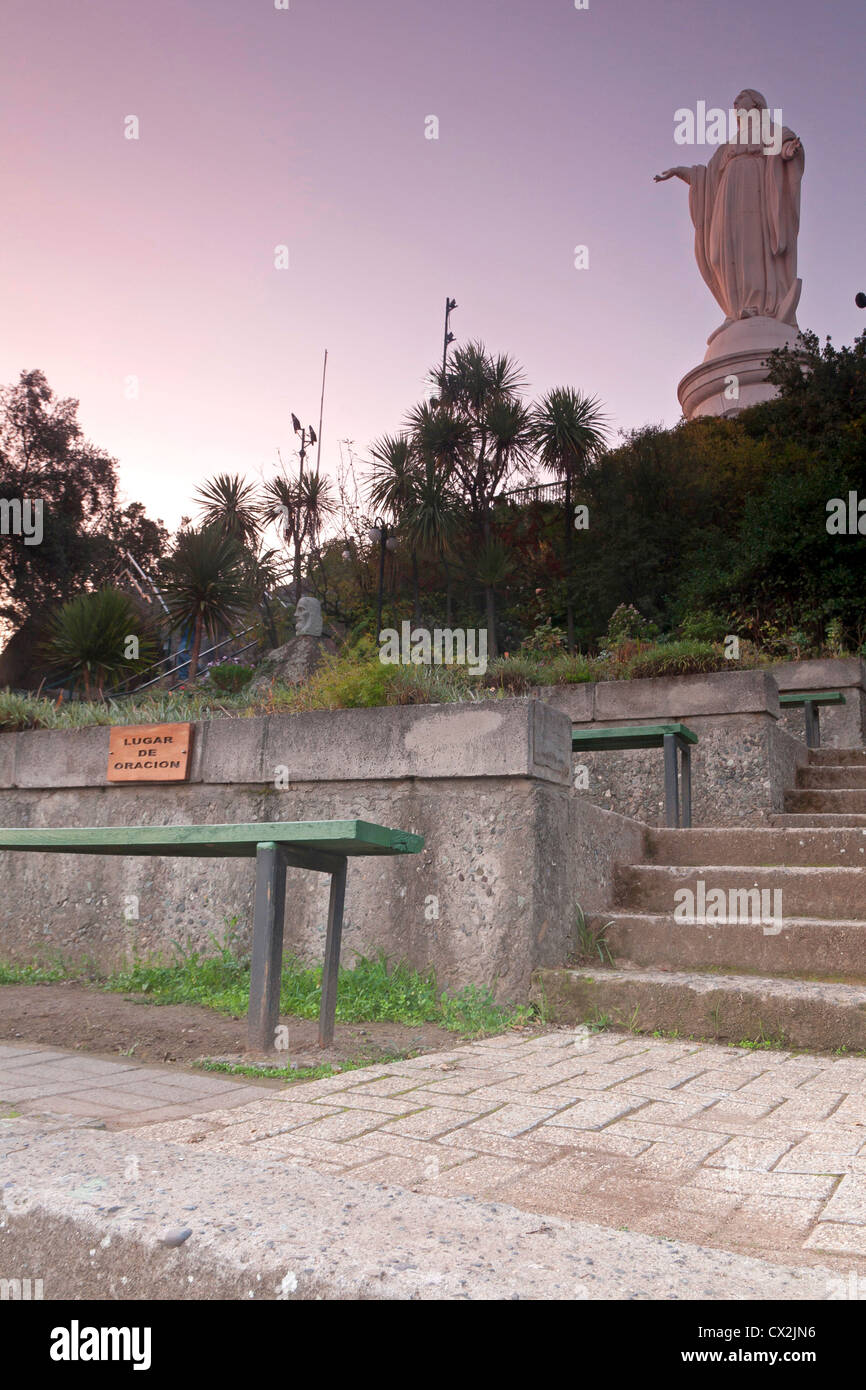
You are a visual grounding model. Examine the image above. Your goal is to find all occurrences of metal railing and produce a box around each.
[503,481,567,506]
[105,626,259,698]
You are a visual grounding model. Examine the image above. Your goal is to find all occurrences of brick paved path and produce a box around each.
[4,1031,866,1268]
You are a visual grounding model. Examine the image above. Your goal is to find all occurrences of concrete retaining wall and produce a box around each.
[537,670,808,826]
[772,658,866,749]
[0,701,625,1001]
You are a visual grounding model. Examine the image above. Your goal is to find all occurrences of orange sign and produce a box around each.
[107,723,192,783]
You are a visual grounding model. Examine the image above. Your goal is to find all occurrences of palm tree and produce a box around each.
[41,587,158,699]
[366,434,421,619]
[194,473,260,550]
[530,388,609,651]
[260,470,335,598]
[161,526,250,683]
[402,454,463,624]
[421,342,532,656]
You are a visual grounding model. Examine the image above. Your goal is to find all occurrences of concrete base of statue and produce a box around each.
[250,634,337,691]
[677,316,806,420]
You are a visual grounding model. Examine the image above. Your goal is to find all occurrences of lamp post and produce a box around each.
[368,517,397,638]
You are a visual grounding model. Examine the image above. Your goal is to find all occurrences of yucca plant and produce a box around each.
[530,387,608,652]
[161,526,251,683]
[41,587,158,699]
[194,473,261,550]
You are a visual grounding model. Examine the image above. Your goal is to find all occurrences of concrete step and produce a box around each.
[614,863,866,919]
[809,748,866,766]
[531,965,866,1051]
[797,766,866,789]
[784,788,866,814]
[601,910,866,980]
[647,826,866,867]
[770,812,866,828]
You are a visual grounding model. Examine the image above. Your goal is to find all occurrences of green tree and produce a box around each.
[0,370,118,631]
[366,434,422,620]
[41,587,157,699]
[194,473,260,549]
[161,526,251,683]
[530,387,608,651]
[423,342,533,655]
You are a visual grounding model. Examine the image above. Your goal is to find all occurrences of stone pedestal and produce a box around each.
[678,316,806,420]
[250,634,337,690]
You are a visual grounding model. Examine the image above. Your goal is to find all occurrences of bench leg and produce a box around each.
[319,856,347,1049]
[680,742,692,829]
[804,703,820,749]
[248,842,287,1053]
[663,734,680,828]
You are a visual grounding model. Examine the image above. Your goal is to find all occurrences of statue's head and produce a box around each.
[734,89,767,114]
[295,595,323,637]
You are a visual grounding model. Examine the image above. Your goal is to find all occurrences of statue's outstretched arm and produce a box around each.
[654,167,693,184]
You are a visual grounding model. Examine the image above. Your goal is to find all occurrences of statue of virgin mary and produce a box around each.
[655,90,804,340]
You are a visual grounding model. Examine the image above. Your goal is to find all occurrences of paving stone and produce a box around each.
[535,1095,647,1132]
[719,1195,825,1243]
[287,1110,390,1142]
[434,1126,575,1163]
[705,1136,796,1171]
[307,1091,425,1116]
[459,1103,566,1137]
[691,1167,838,1199]
[377,1107,473,1140]
[418,1070,522,1096]
[818,1176,866,1225]
[617,1099,711,1127]
[804,1224,866,1257]
[337,1077,428,1098]
[416,1155,534,1199]
[546,1129,652,1159]
[635,1142,723,1175]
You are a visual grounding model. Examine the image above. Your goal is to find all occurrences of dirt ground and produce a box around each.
[0,980,458,1074]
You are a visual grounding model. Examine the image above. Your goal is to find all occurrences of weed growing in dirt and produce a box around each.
[90,949,533,1039]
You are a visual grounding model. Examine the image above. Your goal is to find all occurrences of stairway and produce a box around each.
[533,747,866,1051]
[774,747,866,826]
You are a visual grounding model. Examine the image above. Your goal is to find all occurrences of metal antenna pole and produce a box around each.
[316,349,328,473]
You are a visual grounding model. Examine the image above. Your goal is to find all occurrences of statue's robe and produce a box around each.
[687,130,805,328]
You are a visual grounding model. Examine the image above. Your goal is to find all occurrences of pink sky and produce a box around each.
[2,0,864,530]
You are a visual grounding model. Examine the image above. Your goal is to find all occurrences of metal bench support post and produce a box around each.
[663,733,680,828]
[804,702,820,749]
[249,841,287,1052]
[319,855,348,1048]
[680,739,692,829]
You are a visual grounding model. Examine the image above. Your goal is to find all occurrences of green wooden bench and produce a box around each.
[0,820,423,1052]
[779,691,846,749]
[572,723,698,828]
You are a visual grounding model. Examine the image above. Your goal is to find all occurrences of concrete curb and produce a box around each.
[0,1120,838,1301]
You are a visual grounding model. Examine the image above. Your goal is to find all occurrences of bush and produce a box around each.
[208,662,254,694]
[604,603,656,646]
[519,618,567,661]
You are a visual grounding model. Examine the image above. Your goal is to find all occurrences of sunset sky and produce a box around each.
[2,0,864,531]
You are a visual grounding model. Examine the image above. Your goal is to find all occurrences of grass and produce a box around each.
[0,632,775,731]
[1,944,534,1040]
[0,957,72,984]
[572,905,614,965]
[198,1055,406,1082]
